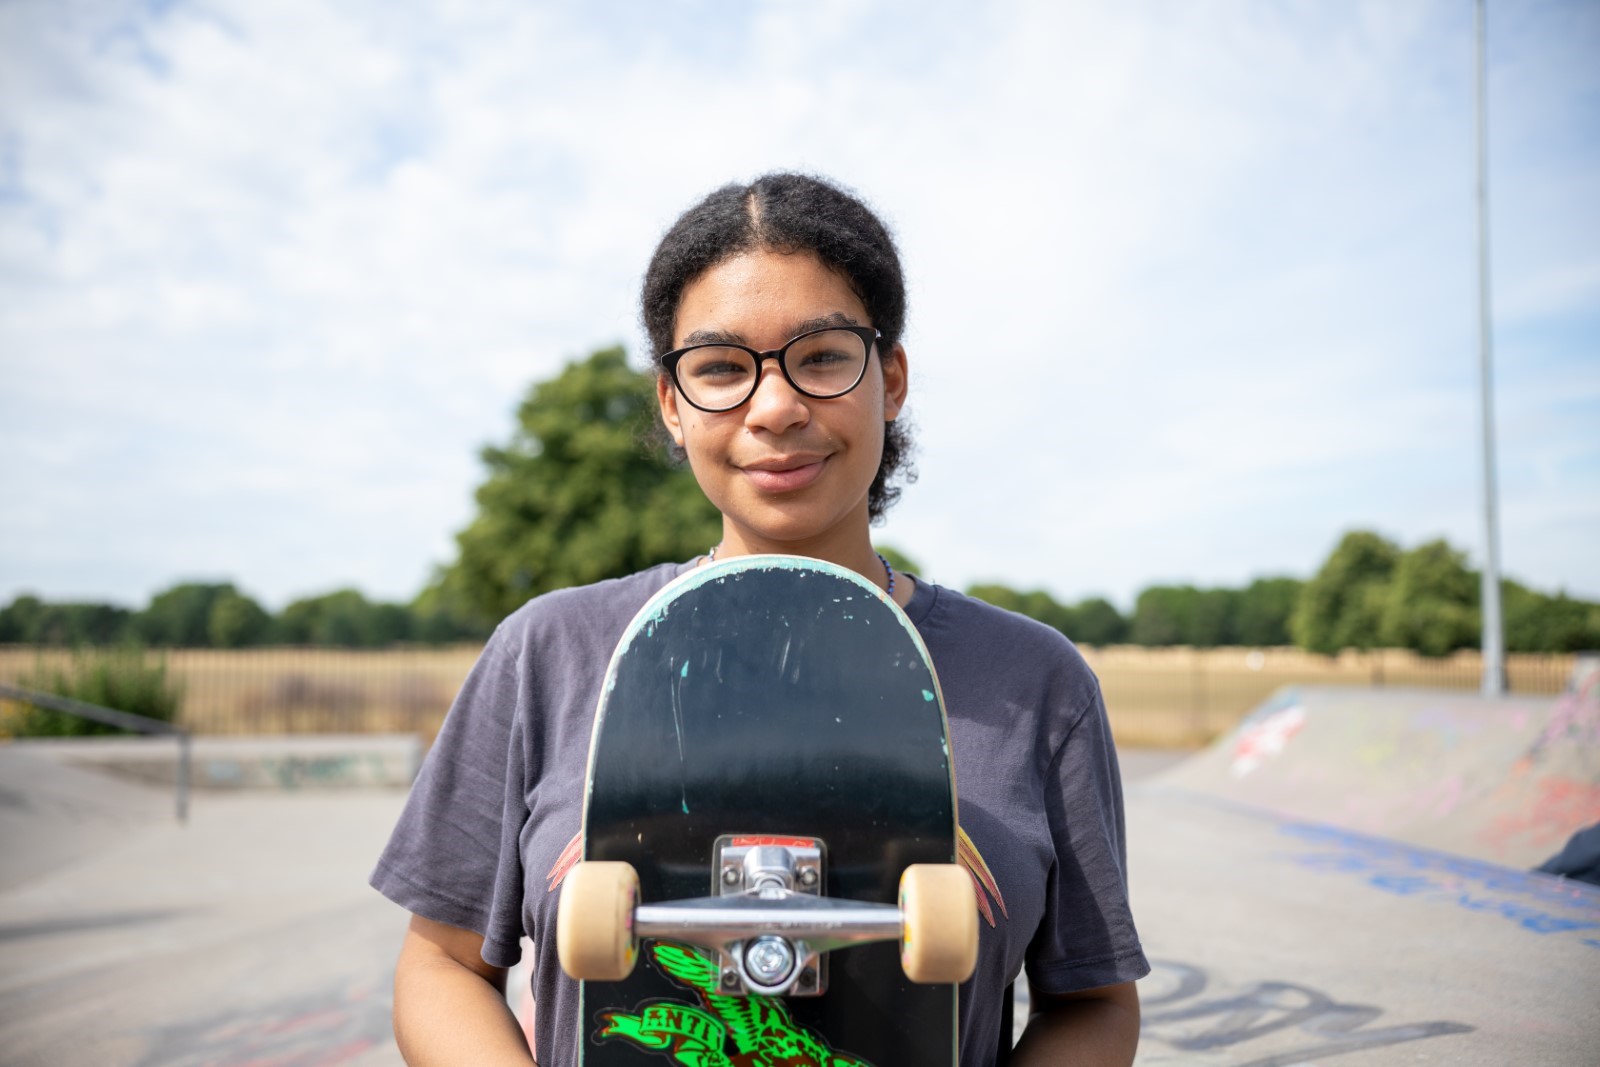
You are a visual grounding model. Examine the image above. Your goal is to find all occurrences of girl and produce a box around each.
[373,173,1147,1066]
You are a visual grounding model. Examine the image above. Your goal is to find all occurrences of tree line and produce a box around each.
[967,578,1305,649]
[966,529,1599,655]
[4,348,1595,655]
[8,527,1590,655]
[0,582,487,649]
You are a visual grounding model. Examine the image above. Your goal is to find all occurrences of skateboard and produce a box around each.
[557,555,976,1066]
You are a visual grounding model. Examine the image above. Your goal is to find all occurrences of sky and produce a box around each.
[1,0,1596,613]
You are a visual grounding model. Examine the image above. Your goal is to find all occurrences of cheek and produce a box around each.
[678,416,729,470]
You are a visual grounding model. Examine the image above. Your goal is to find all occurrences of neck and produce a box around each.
[711,523,890,595]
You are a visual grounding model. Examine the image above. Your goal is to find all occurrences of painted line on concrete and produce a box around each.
[1141,782,1600,949]
[1273,820,1600,947]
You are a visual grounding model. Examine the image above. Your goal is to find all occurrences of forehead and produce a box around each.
[674,249,868,347]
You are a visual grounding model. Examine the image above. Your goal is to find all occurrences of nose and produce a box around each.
[743,356,810,433]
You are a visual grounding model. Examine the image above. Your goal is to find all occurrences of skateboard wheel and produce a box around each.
[556,861,639,980]
[899,864,978,984]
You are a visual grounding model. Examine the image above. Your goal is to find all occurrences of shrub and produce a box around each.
[5,647,184,737]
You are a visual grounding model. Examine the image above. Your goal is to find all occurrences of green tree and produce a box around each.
[1378,539,1479,656]
[438,346,721,621]
[410,570,495,643]
[1129,586,1238,647]
[1290,531,1400,653]
[1129,587,1180,646]
[966,584,1076,634]
[967,585,1134,645]
[1131,586,1194,646]
[207,589,272,648]
[0,595,46,642]
[0,598,133,645]
[1503,581,1600,653]
[1235,577,1303,647]
[1071,597,1128,646]
[1192,588,1240,646]
[275,589,412,648]
[137,583,239,647]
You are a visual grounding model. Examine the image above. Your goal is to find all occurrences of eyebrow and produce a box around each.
[679,312,863,348]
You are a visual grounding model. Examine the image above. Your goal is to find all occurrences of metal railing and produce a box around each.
[0,682,192,822]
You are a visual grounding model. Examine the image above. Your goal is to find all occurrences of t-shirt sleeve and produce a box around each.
[369,623,531,966]
[1024,678,1150,994]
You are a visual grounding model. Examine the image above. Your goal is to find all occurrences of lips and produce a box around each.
[739,454,828,493]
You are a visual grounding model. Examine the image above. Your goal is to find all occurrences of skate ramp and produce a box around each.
[1155,670,1600,869]
[1126,668,1600,1064]
[1124,784,1600,1066]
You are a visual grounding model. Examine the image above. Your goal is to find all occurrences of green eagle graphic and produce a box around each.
[596,943,874,1067]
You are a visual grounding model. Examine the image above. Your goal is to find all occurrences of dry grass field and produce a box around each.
[1083,645,1574,746]
[0,645,480,745]
[0,644,1576,749]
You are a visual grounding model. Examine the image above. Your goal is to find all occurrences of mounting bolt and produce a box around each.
[721,968,740,989]
[744,936,797,987]
[722,867,741,887]
[798,867,819,888]
[798,966,817,990]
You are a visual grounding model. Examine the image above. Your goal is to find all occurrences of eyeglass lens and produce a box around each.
[675,329,868,411]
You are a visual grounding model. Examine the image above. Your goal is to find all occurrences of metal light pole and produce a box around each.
[1475,0,1507,695]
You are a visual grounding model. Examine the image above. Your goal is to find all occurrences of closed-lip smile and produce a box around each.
[739,454,828,492]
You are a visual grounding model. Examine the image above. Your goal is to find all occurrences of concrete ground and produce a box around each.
[1,714,1596,1066]
[0,743,410,1067]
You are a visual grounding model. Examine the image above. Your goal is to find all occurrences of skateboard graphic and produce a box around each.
[557,555,976,1066]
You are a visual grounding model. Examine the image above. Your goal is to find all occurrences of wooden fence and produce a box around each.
[0,644,1577,749]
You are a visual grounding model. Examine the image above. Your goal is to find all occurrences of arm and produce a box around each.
[1010,981,1141,1067]
[393,914,536,1066]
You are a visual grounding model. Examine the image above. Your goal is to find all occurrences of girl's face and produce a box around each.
[657,248,908,559]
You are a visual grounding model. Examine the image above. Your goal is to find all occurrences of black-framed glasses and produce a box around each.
[661,325,880,413]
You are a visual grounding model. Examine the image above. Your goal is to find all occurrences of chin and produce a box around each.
[742,502,867,547]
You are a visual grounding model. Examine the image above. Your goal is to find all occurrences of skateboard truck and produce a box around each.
[637,835,899,997]
[699,835,838,995]
[557,835,976,995]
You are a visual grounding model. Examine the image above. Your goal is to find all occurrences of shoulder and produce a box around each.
[489,561,696,660]
[912,580,1093,669]
[909,579,1102,721]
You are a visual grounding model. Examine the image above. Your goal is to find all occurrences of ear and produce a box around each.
[656,372,685,447]
[881,342,909,422]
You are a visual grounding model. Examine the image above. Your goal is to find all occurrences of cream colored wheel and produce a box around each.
[899,863,978,984]
[556,860,640,980]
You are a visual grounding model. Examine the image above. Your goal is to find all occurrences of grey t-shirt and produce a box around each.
[372,561,1148,1065]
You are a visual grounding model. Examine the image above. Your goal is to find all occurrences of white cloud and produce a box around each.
[1,0,1595,613]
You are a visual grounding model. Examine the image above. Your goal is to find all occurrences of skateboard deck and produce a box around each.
[570,555,961,1066]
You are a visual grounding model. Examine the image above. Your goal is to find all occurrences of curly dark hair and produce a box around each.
[641,172,916,523]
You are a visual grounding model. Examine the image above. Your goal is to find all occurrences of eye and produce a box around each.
[796,347,853,369]
[690,360,750,380]
[680,346,754,382]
